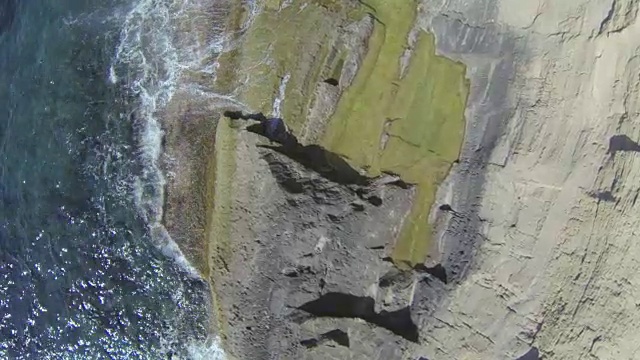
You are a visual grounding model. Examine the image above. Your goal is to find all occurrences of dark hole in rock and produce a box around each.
[324,78,339,86]
[414,263,448,284]
[439,204,453,212]
[377,171,413,190]
[223,110,267,121]
[367,195,383,206]
[286,197,300,207]
[322,329,350,347]
[515,347,539,360]
[389,179,411,190]
[297,292,419,342]
[282,267,299,277]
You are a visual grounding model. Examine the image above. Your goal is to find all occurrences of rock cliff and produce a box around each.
[160,0,640,358]
[420,0,640,359]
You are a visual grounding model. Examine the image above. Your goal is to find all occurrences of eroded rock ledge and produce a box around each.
[212,137,423,358]
[156,0,640,358]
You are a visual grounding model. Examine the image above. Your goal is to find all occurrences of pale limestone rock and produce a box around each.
[418,0,640,359]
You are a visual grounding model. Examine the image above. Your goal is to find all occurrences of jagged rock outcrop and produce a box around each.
[161,0,640,358]
[211,133,424,359]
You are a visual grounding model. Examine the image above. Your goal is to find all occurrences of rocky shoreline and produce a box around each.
[159,0,480,358]
[161,0,640,359]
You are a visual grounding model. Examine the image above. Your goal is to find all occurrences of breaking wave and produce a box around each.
[109,0,223,278]
[107,0,245,357]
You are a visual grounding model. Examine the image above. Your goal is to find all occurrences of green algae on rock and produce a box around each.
[204,0,360,349]
[226,1,355,134]
[212,0,469,270]
[198,0,472,356]
[321,1,469,267]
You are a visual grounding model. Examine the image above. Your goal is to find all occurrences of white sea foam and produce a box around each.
[108,1,242,356]
[109,0,229,276]
[184,337,226,360]
[107,0,268,356]
[272,73,291,119]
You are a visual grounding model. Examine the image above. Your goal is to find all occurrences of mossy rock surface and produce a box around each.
[321,1,469,266]
[213,0,469,270]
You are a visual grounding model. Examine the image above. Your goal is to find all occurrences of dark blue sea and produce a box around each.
[0,0,224,358]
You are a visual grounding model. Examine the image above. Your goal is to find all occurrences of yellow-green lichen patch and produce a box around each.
[204,1,246,342]
[213,3,247,93]
[204,113,237,341]
[206,115,236,275]
[322,1,469,267]
[205,0,354,343]
[232,0,359,134]
[323,0,416,171]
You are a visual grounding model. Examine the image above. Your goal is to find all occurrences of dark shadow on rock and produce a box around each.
[225,110,369,186]
[378,269,412,288]
[300,329,350,349]
[0,0,17,35]
[297,292,419,342]
[587,190,616,203]
[608,134,640,155]
[226,111,411,195]
[223,110,267,122]
[515,347,539,360]
[258,142,370,187]
[259,152,307,194]
[414,263,448,284]
[324,78,339,86]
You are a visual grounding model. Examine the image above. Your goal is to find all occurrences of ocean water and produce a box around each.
[0,0,226,358]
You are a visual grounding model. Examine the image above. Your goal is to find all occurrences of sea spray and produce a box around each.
[108,0,253,357]
[109,0,228,277]
[0,0,217,357]
[272,73,291,118]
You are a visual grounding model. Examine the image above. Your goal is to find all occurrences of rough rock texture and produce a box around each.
[414,0,640,359]
[212,128,427,359]
[160,0,640,358]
